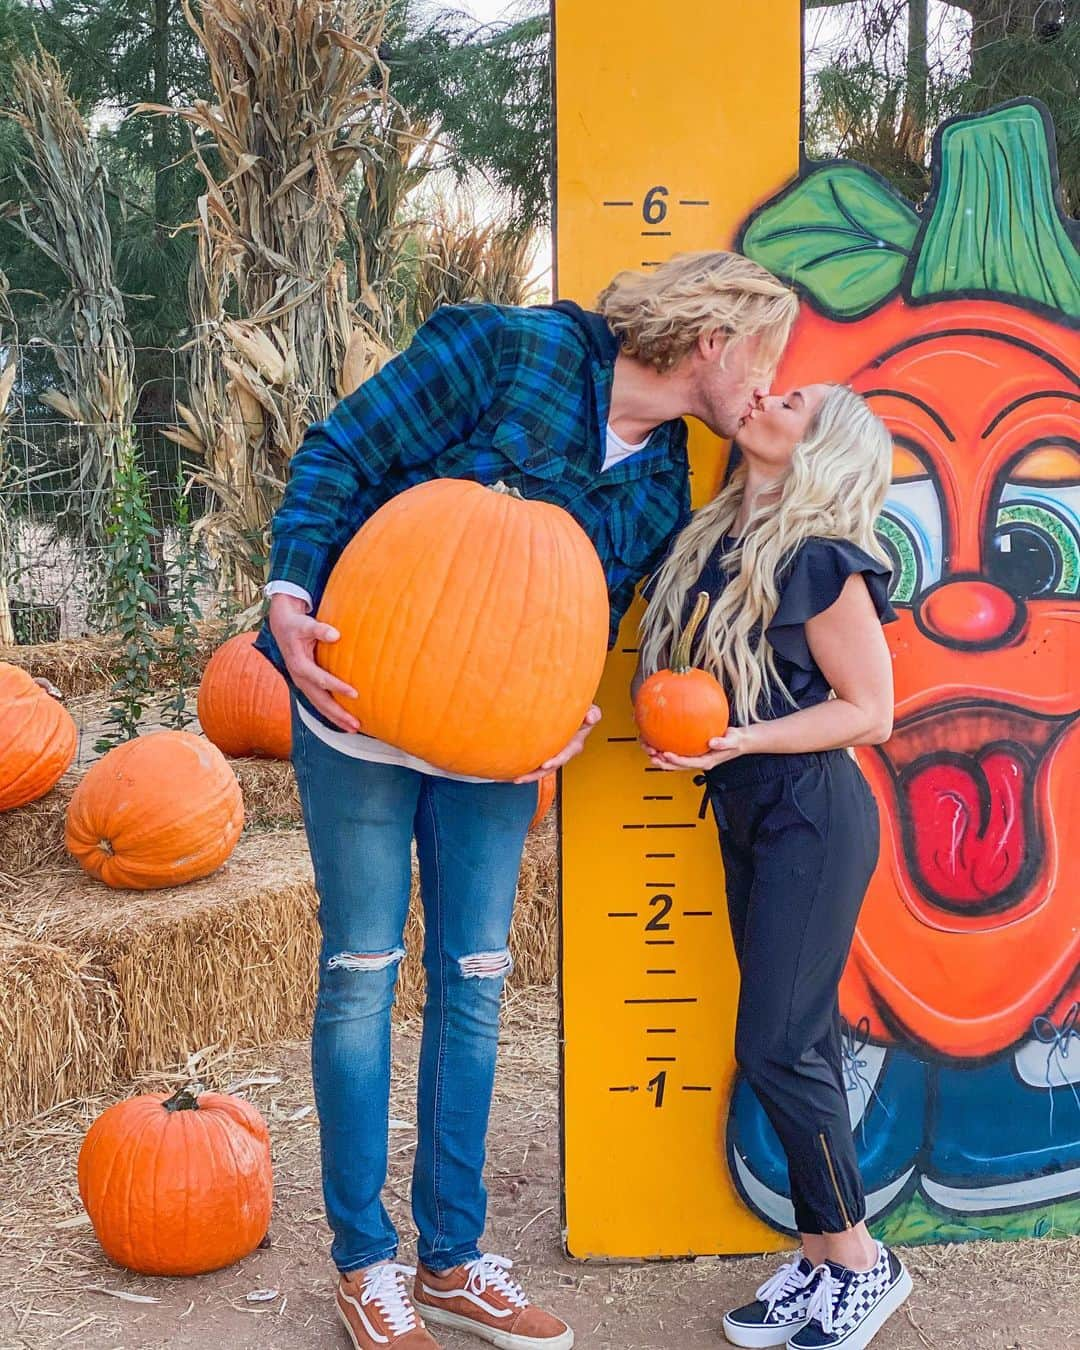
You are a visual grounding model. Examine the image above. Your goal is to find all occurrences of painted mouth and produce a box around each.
[873,701,1071,919]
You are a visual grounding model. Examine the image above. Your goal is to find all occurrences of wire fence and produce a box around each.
[1,343,230,643]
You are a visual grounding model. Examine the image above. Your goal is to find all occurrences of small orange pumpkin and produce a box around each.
[530,771,557,831]
[198,631,291,758]
[0,661,77,811]
[635,592,730,756]
[78,1085,273,1276]
[65,730,243,889]
[316,479,609,780]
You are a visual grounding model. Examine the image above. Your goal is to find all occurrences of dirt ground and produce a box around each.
[2,986,1078,1350]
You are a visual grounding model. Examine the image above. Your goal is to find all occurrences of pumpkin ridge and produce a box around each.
[458,491,541,770]
[423,486,521,763]
[112,1100,159,1268]
[386,482,496,749]
[209,1106,249,1261]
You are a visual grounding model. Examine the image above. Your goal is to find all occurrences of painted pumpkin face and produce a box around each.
[776,297,1080,1059]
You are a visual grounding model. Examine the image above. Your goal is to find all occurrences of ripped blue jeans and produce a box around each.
[291,701,537,1274]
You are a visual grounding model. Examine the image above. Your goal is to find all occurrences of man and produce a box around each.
[256,251,798,1350]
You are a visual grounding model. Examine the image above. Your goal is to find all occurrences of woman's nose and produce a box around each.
[918,578,1023,648]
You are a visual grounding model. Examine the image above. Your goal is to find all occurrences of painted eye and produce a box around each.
[993,448,1080,599]
[875,472,945,606]
[991,503,1080,597]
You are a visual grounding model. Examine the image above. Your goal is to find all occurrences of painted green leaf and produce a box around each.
[912,102,1080,318]
[741,164,920,318]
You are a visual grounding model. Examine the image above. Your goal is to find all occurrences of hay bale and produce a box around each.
[1,815,557,1119]
[18,833,319,1077]
[0,930,123,1127]
[0,619,230,698]
[0,769,79,883]
[232,756,301,829]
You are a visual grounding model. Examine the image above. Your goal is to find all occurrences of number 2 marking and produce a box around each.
[646,894,673,931]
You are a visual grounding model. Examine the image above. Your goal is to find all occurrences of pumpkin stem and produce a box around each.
[162,1085,202,1113]
[489,480,524,500]
[98,838,114,856]
[672,592,711,674]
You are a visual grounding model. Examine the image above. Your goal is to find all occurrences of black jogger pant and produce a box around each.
[707,749,880,1235]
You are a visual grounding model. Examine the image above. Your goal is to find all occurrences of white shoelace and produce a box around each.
[463,1253,529,1309]
[756,1257,813,1314]
[804,1265,840,1335]
[361,1262,419,1336]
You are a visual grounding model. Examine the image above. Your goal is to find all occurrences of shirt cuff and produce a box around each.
[264,580,313,611]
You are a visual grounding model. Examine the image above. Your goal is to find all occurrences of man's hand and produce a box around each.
[514,705,602,784]
[268,593,361,733]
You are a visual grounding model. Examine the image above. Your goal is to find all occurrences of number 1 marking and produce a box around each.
[647,1069,667,1108]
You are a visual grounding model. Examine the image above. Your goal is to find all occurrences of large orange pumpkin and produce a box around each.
[198,631,291,758]
[316,479,610,780]
[78,1086,272,1276]
[634,593,730,756]
[66,731,243,889]
[0,661,77,810]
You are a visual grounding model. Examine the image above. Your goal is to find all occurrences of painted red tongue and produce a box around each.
[904,749,1028,904]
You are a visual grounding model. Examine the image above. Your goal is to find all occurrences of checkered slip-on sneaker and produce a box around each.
[787,1244,912,1350]
[723,1254,820,1346]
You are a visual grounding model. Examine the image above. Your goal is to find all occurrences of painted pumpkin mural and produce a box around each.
[730,100,1080,1242]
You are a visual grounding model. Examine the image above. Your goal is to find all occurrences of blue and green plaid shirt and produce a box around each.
[255,300,691,719]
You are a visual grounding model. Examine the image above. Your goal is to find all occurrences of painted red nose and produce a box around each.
[919,580,1021,647]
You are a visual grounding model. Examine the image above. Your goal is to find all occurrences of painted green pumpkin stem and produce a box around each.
[672,592,710,674]
[162,1085,201,1112]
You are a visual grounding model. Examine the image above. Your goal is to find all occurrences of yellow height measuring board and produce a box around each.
[556,0,802,1259]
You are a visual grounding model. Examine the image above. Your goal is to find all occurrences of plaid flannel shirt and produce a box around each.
[255,300,691,724]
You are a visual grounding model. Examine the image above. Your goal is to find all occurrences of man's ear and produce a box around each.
[697,328,724,361]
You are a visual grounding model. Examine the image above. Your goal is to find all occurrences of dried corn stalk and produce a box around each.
[412,193,539,330]
[3,48,136,549]
[0,272,15,645]
[353,104,438,342]
[146,0,391,607]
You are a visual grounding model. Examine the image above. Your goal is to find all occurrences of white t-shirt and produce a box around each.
[265,423,653,775]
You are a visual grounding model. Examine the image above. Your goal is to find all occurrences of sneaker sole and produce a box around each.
[414,1302,575,1350]
[789,1267,913,1350]
[722,1313,808,1347]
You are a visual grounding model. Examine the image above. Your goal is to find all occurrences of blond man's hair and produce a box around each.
[596,251,799,374]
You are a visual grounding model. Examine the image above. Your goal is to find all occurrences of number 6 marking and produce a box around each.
[643,185,669,224]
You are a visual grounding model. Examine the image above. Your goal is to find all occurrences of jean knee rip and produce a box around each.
[327,947,405,973]
[458,949,513,979]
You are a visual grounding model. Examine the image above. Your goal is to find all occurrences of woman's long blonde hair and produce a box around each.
[640,385,893,726]
[597,251,798,374]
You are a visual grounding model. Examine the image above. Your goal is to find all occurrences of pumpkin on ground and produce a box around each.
[635,592,730,756]
[65,730,243,889]
[316,478,610,780]
[0,661,77,810]
[78,1086,273,1276]
[531,771,557,831]
[198,630,291,758]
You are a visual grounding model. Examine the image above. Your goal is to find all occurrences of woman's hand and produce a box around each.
[514,705,602,783]
[641,725,751,771]
[268,593,361,733]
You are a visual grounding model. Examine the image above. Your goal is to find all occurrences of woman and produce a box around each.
[638,384,911,1350]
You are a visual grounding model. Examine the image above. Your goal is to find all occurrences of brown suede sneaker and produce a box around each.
[413,1254,574,1349]
[337,1262,442,1349]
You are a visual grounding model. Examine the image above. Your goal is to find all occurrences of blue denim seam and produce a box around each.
[423,782,449,1256]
